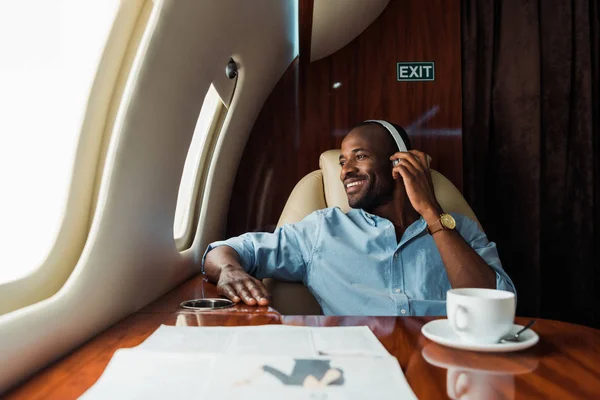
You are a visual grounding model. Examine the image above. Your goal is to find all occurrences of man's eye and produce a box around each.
[356,154,367,160]
[339,161,345,166]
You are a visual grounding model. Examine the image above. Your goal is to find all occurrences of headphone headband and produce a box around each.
[363,120,408,152]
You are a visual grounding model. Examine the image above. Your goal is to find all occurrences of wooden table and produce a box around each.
[6,275,600,399]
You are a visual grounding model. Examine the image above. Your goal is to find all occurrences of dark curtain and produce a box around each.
[462,0,599,327]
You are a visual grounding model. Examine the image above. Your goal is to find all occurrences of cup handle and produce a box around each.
[452,305,469,331]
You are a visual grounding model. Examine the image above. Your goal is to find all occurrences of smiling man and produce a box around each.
[202,120,515,315]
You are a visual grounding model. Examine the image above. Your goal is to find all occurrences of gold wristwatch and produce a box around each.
[427,213,456,235]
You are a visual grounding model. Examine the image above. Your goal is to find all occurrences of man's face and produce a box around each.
[339,126,395,211]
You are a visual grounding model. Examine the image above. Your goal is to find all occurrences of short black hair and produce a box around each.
[352,121,412,151]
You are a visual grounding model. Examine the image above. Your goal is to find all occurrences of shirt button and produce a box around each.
[400,309,407,315]
[394,288,401,293]
[394,253,398,258]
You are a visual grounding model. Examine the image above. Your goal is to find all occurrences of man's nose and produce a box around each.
[341,160,358,178]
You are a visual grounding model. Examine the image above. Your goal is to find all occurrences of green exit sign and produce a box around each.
[397,62,435,81]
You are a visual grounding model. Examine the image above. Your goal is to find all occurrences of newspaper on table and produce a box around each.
[80,325,417,400]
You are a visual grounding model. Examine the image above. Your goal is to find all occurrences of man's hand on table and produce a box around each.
[217,265,271,306]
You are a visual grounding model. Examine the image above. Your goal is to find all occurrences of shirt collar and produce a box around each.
[359,209,377,226]
[399,217,428,247]
[358,209,428,244]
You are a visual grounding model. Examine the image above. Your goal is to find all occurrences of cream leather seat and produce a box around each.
[264,150,481,315]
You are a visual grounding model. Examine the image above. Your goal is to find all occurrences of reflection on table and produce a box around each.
[422,343,539,399]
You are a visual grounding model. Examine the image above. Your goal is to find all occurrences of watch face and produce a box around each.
[440,214,456,229]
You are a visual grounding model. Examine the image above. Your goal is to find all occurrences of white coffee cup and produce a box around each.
[447,288,515,344]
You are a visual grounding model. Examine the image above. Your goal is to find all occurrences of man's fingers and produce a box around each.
[232,281,257,305]
[218,280,269,306]
[256,279,272,305]
[252,277,272,299]
[409,150,435,189]
[394,163,415,182]
[391,152,424,173]
[217,284,241,303]
[243,280,264,301]
[392,164,408,180]
[409,150,430,169]
[390,150,431,171]
[393,159,418,179]
[244,280,270,306]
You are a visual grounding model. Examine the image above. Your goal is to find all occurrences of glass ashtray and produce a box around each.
[180,298,235,311]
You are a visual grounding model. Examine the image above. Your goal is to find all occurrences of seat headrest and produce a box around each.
[319,150,351,212]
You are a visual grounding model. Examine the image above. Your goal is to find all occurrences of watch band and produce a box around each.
[427,219,445,235]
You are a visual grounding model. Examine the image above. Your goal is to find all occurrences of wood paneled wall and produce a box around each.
[228,0,462,236]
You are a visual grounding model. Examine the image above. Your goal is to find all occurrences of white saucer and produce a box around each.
[421,319,539,353]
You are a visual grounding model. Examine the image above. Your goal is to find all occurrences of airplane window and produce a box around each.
[0,0,120,284]
[174,85,225,249]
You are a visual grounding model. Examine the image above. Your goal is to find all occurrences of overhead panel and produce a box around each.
[310,0,389,62]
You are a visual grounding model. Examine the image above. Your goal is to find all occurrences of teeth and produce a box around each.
[347,181,364,188]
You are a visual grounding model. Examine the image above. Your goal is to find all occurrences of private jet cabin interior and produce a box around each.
[1,0,599,398]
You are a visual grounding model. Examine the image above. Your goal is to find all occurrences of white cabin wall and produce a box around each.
[0,0,297,392]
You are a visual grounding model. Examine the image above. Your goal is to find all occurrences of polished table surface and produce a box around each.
[6,275,600,399]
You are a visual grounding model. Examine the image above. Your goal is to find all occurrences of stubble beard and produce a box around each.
[348,179,394,212]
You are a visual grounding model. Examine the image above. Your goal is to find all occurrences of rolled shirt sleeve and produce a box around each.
[201,210,322,282]
[455,213,517,295]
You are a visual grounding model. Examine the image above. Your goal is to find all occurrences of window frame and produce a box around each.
[174,90,228,251]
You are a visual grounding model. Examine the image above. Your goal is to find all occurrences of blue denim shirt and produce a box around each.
[202,208,516,316]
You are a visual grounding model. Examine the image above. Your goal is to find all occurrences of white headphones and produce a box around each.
[363,119,408,152]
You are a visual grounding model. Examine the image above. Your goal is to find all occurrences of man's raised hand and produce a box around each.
[390,150,443,221]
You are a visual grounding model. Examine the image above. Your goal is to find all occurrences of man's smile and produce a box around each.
[345,179,367,194]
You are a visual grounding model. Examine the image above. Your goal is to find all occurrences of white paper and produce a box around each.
[80,351,416,400]
[79,349,216,400]
[81,325,417,399]
[137,325,389,357]
[225,325,317,356]
[138,325,233,353]
[209,354,417,400]
[311,326,390,357]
